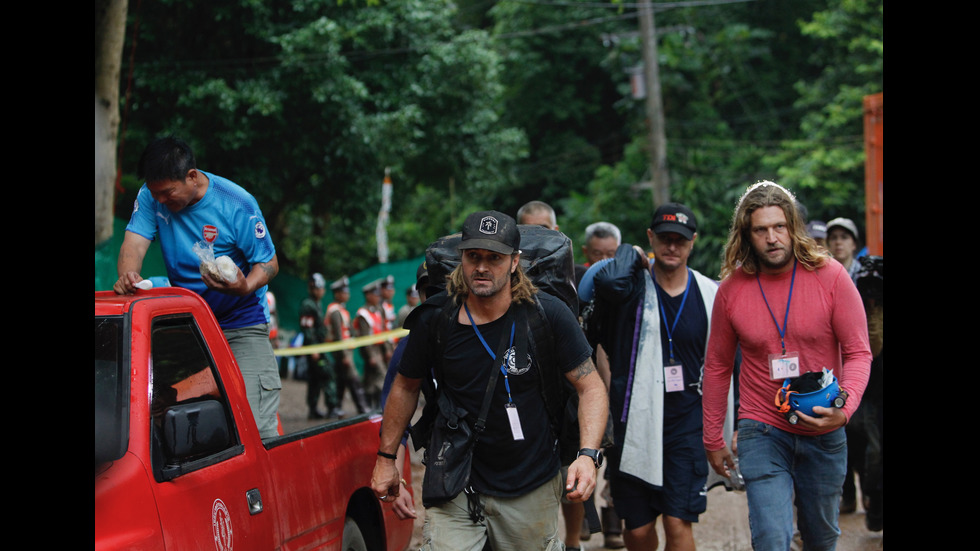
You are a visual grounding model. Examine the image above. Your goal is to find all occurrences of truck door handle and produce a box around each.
[246,488,263,515]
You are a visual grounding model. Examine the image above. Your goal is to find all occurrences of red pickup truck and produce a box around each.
[95,287,413,551]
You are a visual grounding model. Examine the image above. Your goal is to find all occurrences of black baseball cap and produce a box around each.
[458,210,521,255]
[806,220,828,239]
[650,203,697,240]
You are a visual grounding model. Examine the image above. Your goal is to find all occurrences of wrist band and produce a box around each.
[377,450,397,460]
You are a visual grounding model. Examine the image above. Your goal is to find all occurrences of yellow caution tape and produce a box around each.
[273,328,409,357]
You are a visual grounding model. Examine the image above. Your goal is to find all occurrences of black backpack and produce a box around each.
[422,224,579,312]
[408,225,586,464]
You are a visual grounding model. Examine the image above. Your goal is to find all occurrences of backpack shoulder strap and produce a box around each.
[523,297,565,435]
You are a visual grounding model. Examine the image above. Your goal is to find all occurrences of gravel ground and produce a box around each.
[278,376,882,551]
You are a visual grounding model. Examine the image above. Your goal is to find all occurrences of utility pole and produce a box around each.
[639,1,670,207]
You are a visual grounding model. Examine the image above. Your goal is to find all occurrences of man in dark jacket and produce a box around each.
[589,203,720,551]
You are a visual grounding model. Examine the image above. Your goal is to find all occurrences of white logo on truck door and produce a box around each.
[212,498,233,550]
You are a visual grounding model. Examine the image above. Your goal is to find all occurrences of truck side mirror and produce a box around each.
[161,400,232,462]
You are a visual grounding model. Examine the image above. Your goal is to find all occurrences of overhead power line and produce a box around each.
[504,0,755,10]
[133,0,756,69]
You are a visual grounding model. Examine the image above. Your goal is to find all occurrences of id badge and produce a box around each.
[769,352,801,380]
[505,403,525,441]
[664,362,685,392]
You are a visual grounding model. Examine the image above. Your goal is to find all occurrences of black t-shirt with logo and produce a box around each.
[400,292,592,497]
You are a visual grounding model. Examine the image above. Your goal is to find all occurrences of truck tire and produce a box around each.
[343,517,368,551]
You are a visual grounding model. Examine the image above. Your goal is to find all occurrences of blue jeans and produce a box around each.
[737,419,847,551]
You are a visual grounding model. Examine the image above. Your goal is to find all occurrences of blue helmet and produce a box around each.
[577,257,614,302]
[776,371,840,420]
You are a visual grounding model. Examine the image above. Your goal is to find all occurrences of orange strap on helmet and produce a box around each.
[775,387,797,414]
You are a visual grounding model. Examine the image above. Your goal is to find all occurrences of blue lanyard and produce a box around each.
[463,303,516,404]
[756,259,797,355]
[652,266,692,363]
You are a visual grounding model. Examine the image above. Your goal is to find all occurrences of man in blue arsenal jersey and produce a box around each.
[114,136,282,438]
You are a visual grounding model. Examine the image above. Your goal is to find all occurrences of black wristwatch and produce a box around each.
[577,448,603,469]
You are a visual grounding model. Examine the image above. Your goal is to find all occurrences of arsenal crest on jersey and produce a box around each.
[203,225,218,243]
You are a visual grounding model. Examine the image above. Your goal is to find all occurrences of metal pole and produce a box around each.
[639,1,670,207]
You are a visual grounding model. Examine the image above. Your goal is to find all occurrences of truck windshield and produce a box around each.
[95,316,127,466]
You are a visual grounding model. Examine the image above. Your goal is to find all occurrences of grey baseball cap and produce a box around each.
[826,217,859,240]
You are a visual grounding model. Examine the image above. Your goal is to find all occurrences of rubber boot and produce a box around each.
[602,506,625,549]
[351,381,371,414]
[865,490,882,532]
[580,517,591,541]
[334,368,349,410]
[336,365,371,414]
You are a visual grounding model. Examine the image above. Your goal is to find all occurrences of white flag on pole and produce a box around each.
[376,167,392,264]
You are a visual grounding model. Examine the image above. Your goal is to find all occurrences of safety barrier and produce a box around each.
[273,328,409,357]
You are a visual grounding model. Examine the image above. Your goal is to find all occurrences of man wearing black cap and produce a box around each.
[586,203,720,551]
[806,220,828,250]
[372,210,609,551]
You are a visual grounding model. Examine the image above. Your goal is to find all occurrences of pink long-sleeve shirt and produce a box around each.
[702,258,872,451]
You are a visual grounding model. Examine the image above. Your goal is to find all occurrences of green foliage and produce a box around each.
[489,0,630,212]
[112,0,882,284]
[764,0,883,224]
[559,1,828,277]
[120,0,525,281]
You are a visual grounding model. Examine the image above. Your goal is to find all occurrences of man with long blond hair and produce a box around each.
[371,210,608,551]
[702,182,872,551]
[717,181,830,280]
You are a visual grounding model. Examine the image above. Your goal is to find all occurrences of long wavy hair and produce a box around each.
[720,181,829,280]
[446,256,538,305]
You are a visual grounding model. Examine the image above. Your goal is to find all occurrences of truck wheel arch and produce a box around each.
[344,487,386,551]
[342,517,368,551]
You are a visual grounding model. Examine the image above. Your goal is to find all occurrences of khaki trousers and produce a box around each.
[420,472,565,551]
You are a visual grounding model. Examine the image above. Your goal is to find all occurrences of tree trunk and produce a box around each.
[95,0,128,247]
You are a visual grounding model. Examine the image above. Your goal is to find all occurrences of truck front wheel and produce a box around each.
[343,517,368,551]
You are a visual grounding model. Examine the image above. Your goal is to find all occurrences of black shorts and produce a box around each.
[609,432,708,528]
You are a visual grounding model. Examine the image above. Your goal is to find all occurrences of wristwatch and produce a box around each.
[577,448,603,469]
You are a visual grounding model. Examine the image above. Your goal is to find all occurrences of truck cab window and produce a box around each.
[150,316,239,478]
[95,317,126,466]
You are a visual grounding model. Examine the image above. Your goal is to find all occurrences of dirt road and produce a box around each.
[279,376,883,551]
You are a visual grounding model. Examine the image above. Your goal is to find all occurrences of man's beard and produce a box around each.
[757,245,792,271]
[466,270,509,297]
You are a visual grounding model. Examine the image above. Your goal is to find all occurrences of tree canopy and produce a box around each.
[108,0,882,281]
